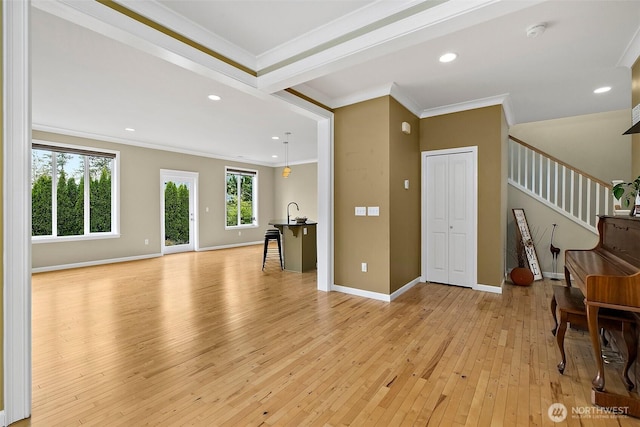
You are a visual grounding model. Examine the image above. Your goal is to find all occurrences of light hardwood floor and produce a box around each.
[14,245,640,426]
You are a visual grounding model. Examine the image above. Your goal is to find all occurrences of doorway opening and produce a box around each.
[160,170,198,254]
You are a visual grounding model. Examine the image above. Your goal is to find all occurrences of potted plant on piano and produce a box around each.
[612,175,640,216]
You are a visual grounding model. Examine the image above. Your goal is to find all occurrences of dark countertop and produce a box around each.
[268,219,318,226]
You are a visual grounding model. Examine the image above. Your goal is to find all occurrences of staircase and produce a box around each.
[508,136,613,234]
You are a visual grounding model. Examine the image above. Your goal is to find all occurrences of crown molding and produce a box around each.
[420,93,515,126]
[389,83,422,118]
[31,124,279,167]
[618,25,640,68]
[330,83,396,109]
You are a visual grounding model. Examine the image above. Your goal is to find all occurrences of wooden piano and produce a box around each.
[565,215,640,413]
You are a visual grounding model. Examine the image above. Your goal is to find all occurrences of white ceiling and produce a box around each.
[31,0,640,166]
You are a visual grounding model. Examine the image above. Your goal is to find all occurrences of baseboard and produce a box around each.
[543,271,564,281]
[390,277,421,301]
[32,253,162,273]
[32,243,265,273]
[0,410,6,427]
[198,241,262,251]
[474,283,503,294]
[331,277,422,302]
[331,284,392,302]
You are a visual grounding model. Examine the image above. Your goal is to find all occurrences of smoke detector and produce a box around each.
[526,23,546,38]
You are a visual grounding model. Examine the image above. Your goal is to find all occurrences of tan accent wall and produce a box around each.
[32,130,277,269]
[632,58,640,177]
[334,97,391,294]
[334,96,421,295]
[389,98,421,292]
[510,109,632,183]
[420,105,505,287]
[273,162,318,222]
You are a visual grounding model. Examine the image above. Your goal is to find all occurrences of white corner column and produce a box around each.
[3,0,32,424]
[316,116,333,292]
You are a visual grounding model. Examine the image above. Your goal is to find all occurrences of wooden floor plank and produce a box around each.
[15,247,640,426]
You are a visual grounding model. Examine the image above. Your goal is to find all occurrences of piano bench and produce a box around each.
[550,285,638,391]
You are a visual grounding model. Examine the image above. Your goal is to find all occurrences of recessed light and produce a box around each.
[594,86,611,94]
[272,136,280,140]
[125,127,135,132]
[439,52,457,63]
[208,94,221,101]
[272,155,278,158]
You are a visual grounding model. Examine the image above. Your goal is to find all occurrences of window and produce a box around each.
[31,142,119,240]
[226,168,257,227]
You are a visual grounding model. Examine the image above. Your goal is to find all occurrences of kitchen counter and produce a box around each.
[268,220,317,272]
[268,219,318,227]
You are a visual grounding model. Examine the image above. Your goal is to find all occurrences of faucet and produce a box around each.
[287,202,299,224]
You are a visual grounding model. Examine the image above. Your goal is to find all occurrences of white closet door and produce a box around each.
[426,155,449,284]
[447,153,473,286]
[424,151,475,288]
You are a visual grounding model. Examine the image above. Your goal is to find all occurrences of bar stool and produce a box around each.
[262,229,283,270]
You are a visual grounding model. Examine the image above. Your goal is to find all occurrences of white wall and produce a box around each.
[510,109,632,183]
[507,109,629,277]
[507,185,598,277]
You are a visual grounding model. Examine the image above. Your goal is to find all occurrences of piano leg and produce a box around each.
[550,294,558,335]
[556,310,568,373]
[586,303,605,391]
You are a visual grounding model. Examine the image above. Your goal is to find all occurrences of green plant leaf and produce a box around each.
[613,184,626,200]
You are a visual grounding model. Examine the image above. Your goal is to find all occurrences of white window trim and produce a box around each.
[224,166,259,229]
[31,139,120,242]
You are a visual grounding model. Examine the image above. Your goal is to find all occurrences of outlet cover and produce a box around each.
[367,206,380,216]
[361,262,367,272]
[355,206,366,216]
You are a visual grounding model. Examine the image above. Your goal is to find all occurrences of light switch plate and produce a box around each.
[367,206,380,216]
[355,206,366,216]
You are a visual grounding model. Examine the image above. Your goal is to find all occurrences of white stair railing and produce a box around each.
[508,136,613,233]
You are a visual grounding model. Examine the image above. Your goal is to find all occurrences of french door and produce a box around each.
[160,170,198,254]
[422,148,477,287]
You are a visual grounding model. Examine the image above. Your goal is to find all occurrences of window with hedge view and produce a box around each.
[226,168,257,227]
[32,143,117,238]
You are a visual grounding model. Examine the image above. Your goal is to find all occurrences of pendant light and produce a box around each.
[282,132,292,178]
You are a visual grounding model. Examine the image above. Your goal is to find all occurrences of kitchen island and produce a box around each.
[268,220,317,272]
